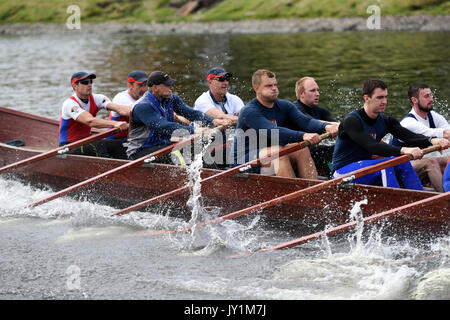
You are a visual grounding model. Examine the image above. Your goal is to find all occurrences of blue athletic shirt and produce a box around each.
[232,98,327,165]
[126,91,214,157]
[331,108,432,173]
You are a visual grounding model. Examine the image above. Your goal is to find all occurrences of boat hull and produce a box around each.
[1,106,449,233]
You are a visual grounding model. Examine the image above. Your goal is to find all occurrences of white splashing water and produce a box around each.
[268,199,450,300]
[171,132,261,254]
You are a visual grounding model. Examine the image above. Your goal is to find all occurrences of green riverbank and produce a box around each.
[1,0,449,24]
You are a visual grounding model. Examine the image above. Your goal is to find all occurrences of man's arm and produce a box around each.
[133,102,194,135]
[240,106,304,146]
[76,111,128,131]
[288,103,338,137]
[106,102,132,117]
[318,106,338,122]
[204,107,239,125]
[172,95,215,126]
[342,114,403,157]
[388,116,432,148]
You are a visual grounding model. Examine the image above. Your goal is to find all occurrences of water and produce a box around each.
[0,29,449,302]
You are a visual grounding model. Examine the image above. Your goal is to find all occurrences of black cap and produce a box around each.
[71,72,96,85]
[127,70,148,83]
[206,67,232,80]
[147,71,176,87]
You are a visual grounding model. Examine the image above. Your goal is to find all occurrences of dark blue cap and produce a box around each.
[206,67,232,80]
[71,72,96,85]
[127,70,148,83]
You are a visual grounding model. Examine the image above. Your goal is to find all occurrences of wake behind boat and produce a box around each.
[0,106,449,234]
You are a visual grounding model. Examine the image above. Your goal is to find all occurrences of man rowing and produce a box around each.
[331,78,449,190]
[292,76,339,177]
[125,71,231,162]
[194,67,244,126]
[231,69,338,178]
[194,67,245,168]
[390,82,450,192]
[59,71,130,158]
[109,70,148,138]
[105,70,149,159]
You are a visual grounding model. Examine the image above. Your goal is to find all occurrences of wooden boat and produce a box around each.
[0,106,449,234]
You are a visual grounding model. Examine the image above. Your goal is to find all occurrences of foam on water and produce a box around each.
[2,165,449,300]
[0,176,186,235]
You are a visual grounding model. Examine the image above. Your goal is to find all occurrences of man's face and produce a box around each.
[364,87,388,116]
[255,75,279,103]
[73,78,93,97]
[153,83,173,99]
[128,81,147,100]
[208,75,230,98]
[299,79,320,107]
[416,88,434,112]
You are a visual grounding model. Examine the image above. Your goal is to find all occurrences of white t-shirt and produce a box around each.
[400,108,450,157]
[400,108,450,138]
[194,91,244,116]
[61,93,111,120]
[111,90,136,118]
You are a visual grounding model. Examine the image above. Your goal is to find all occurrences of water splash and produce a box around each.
[347,198,368,254]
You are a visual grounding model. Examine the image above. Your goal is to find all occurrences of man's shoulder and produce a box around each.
[193,91,210,106]
[62,95,77,105]
[225,92,244,102]
[275,98,297,110]
[113,90,133,104]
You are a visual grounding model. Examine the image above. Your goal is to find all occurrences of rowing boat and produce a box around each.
[0,106,449,233]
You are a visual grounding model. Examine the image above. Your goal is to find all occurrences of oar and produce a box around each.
[0,128,120,175]
[110,132,333,217]
[23,126,224,209]
[145,144,442,236]
[230,190,450,257]
[22,134,199,209]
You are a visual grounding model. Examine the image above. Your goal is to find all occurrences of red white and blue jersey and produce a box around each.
[59,93,110,145]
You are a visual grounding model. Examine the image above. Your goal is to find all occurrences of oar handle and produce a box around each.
[253,131,333,168]
[419,144,443,158]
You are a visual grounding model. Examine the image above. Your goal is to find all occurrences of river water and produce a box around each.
[0,28,449,303]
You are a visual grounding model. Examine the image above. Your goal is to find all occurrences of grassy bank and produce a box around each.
[1,0,449,24]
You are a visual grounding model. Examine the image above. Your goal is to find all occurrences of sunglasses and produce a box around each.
[213,76,231,82]
[77,79,93,85]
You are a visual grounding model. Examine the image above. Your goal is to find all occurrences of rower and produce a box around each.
[331,78,449,190]
[125,71,231,163]
[59,71,130,158]
[291,76,339,177]
[104,70,148,159]
[389,82,450,192]
[194,67,245,168]
[194,67,244,126]
[231,69,338,178]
